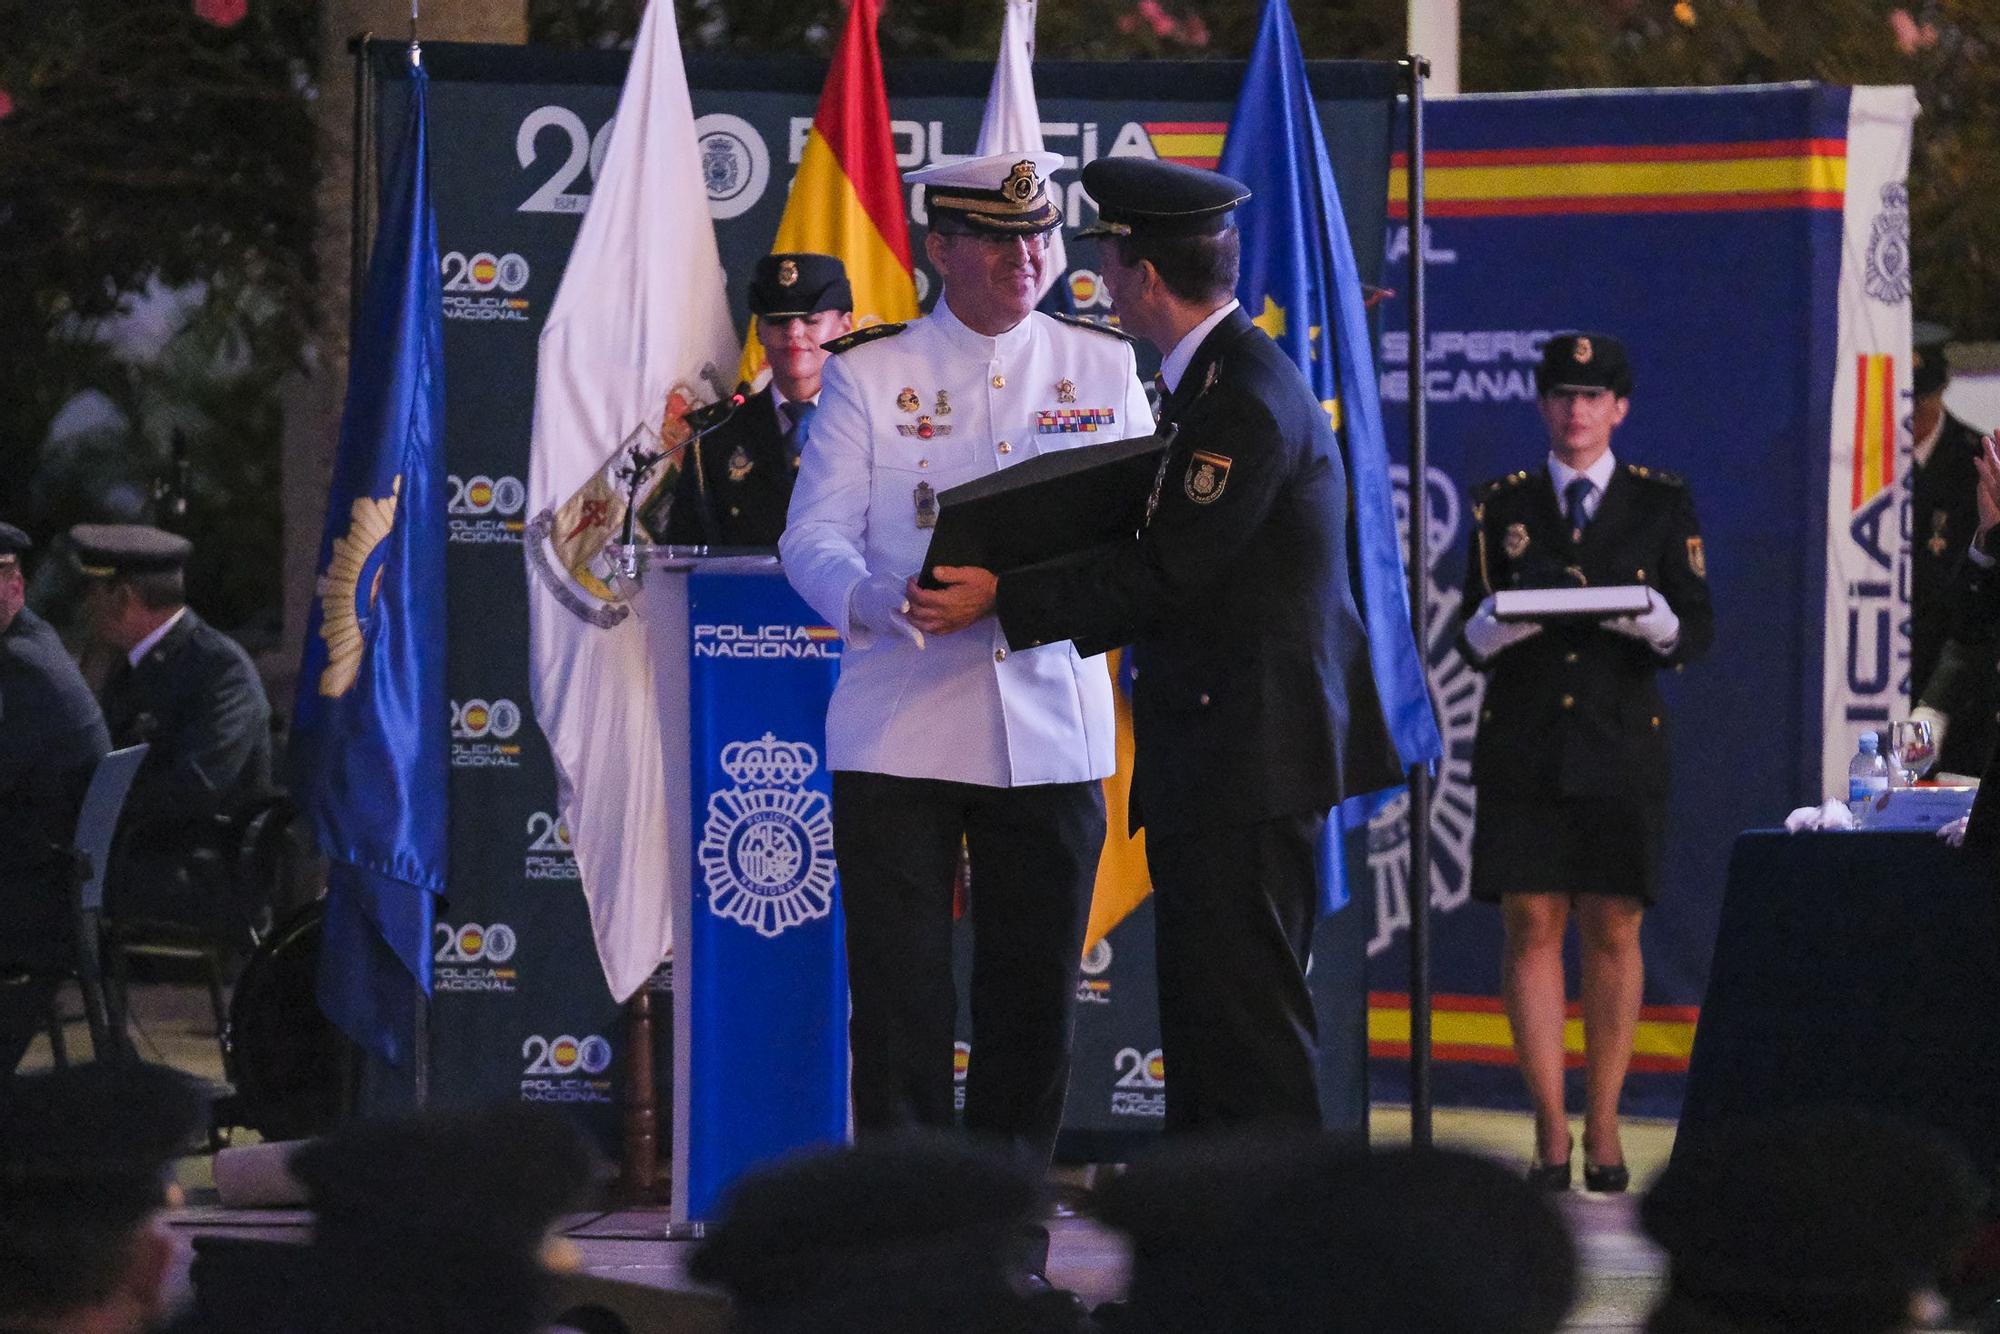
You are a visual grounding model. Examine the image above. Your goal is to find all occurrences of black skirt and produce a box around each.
[1470,794,1664,906]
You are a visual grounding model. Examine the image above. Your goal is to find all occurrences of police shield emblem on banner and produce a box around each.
[699,733,837,938]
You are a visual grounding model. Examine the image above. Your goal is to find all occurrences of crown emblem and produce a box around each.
[720,733,818,787]
[1006,159,1039,201]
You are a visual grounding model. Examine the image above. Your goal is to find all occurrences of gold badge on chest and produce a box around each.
[1056,377,1077,404]
[897,387,921,414]
[1929,509,1951,558]
[914,481,938,529]
[727,446,752,482]
[1503,522,1530,558]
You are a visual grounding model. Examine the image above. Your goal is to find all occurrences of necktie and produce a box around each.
[1565,476,1593,543]
[781,400,816,463]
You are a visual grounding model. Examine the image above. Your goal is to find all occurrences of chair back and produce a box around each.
[75,744,148,914]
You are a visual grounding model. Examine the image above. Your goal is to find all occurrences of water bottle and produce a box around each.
[1848,733,1889,825]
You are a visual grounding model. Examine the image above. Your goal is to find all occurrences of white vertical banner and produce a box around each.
[975,0,1067,302]
[524,1,741,1001]
[1822,85,1920,798]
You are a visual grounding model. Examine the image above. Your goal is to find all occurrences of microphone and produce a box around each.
[681,381,752,436]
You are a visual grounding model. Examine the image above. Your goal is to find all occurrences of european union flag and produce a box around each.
[291,57,448,1064]
[1220,0,1443,913]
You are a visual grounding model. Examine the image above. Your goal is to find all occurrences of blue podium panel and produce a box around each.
[679,569,848,1222]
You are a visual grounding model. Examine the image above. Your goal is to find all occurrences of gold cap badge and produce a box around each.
[777,259,799,287]
[1572,336,1594,364]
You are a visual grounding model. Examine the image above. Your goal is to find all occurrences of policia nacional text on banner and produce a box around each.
[1364,83,1914,1117]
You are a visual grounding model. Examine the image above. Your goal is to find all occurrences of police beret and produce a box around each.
[1076,157,1250,241]
[1100,1133,1577,1334]
[750,252,853,320]
[1642,1108,1981,1308]
[69,523,192,578]
[0,1062,204,1215]
[1913,320,1953,397]
[908,151,1064,235]
[0,521,28,561]
[690,1134,1044,1323]
[1535,332,1632,397]
[288,1105,593,1264]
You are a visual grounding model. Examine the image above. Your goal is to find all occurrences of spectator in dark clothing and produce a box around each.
[0,1061,204,1334]
[1641,1107,1981,1334]
[0,520,111,1073]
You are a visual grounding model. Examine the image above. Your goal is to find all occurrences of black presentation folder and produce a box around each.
[915,426,1177,587]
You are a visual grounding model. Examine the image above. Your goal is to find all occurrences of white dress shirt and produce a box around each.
[781,297,1154,786]
[128,606,188,668]
[1546,448,1618,525]
[1159,300,1240,395]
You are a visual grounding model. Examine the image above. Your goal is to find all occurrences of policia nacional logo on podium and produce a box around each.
[699,734,837,938]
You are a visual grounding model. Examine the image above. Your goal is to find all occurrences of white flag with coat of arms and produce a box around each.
[975,0,1067,305]
[524,0,740,1001]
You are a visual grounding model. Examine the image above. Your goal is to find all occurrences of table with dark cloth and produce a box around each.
[1676,830,2000,1196]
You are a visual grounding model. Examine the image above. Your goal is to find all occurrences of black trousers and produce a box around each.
[831,771,1106,1162]
[1147,810,1327,1135]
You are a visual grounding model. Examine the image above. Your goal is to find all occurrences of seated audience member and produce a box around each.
[275,1105,595,1334]
[1094,1132,1577,1334]
[0,521,111,1073]
[691,1134,1088,1334]
[1641,1108,1981,1334]
[69,524,272,931]
[0,1061,204,1334]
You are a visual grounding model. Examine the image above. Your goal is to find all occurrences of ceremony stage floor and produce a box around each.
[32,981,1677,1331]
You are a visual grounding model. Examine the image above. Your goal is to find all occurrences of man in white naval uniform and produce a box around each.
[781,152,1152,1174]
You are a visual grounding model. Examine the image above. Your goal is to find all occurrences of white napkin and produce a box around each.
[1784,799,1858,832]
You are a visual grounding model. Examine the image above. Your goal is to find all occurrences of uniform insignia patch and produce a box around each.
[914,481,938,529]
[1184,450,1231,504]
[934,389,952,416]
[1504,522,1530,558]
[1056,377,1077,403]
[897,387,921,413]
[1687,535,1707,579]
[727,446,752,482]
[897,415,951,439]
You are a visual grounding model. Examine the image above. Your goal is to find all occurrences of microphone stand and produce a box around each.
[609,388,750,583]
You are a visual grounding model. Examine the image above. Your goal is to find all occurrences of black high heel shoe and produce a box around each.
[1526,1136,1573,1191]
[1582,1160,1630,1193]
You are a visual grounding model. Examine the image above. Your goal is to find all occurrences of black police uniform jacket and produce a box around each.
[1920,522,2000,777]
[660,388,798,548]
[995,306,1402,832]
[1911,412,1985,698]
[101,608,272,831]
[1455,463,1713,801]
[0,608,110,931]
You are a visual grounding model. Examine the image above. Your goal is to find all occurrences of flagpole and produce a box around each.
[1400,52,1435,1149]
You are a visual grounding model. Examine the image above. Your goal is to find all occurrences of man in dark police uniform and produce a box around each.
[662,253,852,547]
[0,521,111,1073]
[1455,333,1712,1191]
[72,523,273,930]
[912,157,1402,1133]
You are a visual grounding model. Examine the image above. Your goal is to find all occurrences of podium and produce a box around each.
[623,550,848,1224]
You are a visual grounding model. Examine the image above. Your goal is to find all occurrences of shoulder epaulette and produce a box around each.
[1045,311,1139,344]
[1623,462,1685,486]
[1474,470,1533,499]
[822,322,908,355]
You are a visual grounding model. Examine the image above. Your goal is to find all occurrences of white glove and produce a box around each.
[1462,594,1541,661]
[1940,815,1971,847]
[847,571,925,650]
[1604,588,1680,653]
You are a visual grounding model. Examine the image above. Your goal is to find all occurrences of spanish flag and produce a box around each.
[738,0,918,383]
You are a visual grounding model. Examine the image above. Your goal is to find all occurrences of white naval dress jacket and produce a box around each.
[780,298,1154,787]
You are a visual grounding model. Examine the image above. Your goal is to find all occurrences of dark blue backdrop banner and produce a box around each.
[1363,84,1860,1116]
[373,40,1398,1146]
[682,570,847,1222]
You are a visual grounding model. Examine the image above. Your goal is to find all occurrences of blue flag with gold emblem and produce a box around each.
[291,57,448,1064]
[1220,0,1443,912]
